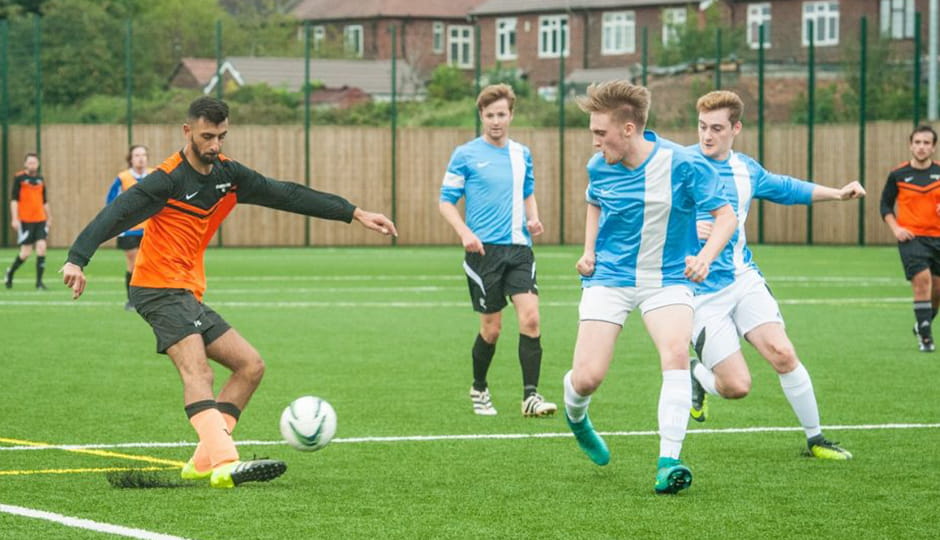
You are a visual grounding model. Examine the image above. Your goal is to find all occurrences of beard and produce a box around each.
[194,148,218,166]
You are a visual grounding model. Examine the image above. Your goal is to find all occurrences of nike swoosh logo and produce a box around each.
[476,161,490,168]
[185,191,199,200]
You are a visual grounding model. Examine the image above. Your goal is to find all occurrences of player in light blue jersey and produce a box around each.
[562,80,737,495]
[439,84,557,418]
[689,90,864,460]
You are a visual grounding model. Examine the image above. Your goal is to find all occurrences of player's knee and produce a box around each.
[660,344,691,369]
[242,356,266,385]
[719,377,751,399]
[180,362,215,387]
[518,313,539,336]
[480,323,501,343]
[766,343,798,372]
[572,370,603,395]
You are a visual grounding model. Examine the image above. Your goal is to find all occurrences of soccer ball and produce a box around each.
[279,395,337,452]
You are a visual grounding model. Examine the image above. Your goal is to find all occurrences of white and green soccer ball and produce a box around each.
[279,395,337,452]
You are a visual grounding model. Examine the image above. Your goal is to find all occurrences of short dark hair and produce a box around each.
[126,144,148,166]
[24,152,39,161]
[910,124,938,145]
[188,96,229,124]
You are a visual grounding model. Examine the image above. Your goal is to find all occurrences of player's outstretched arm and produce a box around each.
[812,181,866,202]
[60,262,86,300]
[352,207,398,237]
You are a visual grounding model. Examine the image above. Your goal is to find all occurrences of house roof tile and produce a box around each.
[293,0,487,20]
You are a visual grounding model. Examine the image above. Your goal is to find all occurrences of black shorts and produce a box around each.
[897,236,940,280]
[129,287,232,354]
[16,221,47,245]
[463,244,538,314]
[117,235,142,251]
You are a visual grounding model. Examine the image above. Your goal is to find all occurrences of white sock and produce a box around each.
[692,361,719,396]
[563,370,591,422]
[778,363,821,439]
[658,369,691,459]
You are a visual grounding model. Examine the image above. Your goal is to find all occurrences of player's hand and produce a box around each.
[353,208,398,237]
[461,232,485,255]
[60,262,86,300]
[11,218,19,230]
[696,220,713,241]
[892,226,915,242]
[684,255,710,283]
[935,203,940,217]
[838,181,866,200]
[527,219,544,237]
[576,253,595,277]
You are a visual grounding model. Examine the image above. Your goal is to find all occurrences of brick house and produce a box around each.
[469,0,934,90]
[288,0,933,97]
[291,0,489,80]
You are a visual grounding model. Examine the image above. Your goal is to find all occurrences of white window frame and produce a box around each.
[432,21,445,53]
[880,0,915,39]
[601,11,636,55]
[662,8,686,46]
[447,25,474,68]
[801,1,839,47]
[746,3,772,49]
[343,24,364,57]
[496,17,517,60]
[538,15,569,58]
[312,25,325,52]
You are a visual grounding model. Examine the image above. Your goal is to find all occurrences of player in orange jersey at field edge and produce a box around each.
[5,152,52,290]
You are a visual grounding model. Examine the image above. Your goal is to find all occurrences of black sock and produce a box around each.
[9,255,25,274]
[914,301,933,340]
[472,334,496,391]
[184,399,217,419]
[36,256,45,284]
[932,306,937,321]
[519,334,542,399]
[125,271,133,299]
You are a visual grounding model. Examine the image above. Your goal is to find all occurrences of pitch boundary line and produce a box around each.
[0,503,189,540]
[1,422,936,453]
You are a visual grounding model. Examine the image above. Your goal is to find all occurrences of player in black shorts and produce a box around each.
[5,153,50,290]
[881,125,940,352]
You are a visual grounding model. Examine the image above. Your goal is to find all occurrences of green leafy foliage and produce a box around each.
[426,64,474,101]
[654,6,747,67]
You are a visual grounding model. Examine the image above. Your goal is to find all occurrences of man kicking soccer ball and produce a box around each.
[62,97,397,488]
[688,90,862,460]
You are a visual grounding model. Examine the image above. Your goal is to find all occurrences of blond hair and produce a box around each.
[696,90,744,125]
[476,84,516,112]
[577,80,650,129]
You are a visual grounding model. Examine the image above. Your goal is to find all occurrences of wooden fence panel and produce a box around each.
[2,121,926,249]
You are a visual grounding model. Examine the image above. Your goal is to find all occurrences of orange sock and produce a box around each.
[188,409,239,469]
[190,412,238,472]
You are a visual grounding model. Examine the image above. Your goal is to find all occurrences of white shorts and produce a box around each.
[692,269,784,368]
[579,285,693,326]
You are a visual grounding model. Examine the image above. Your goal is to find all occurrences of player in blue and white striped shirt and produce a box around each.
[440,84,557,419]
[562,80,737,495]
[689,90,864,460]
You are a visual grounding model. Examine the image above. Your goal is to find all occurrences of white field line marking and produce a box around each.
[1,423,937,451]
[0,503,189,540]
[0,297,915,309]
